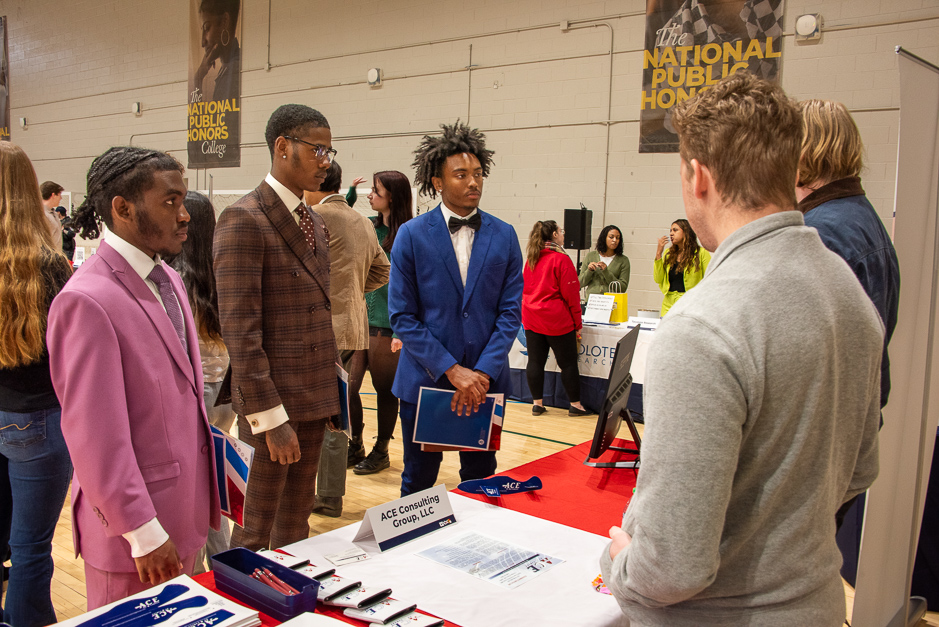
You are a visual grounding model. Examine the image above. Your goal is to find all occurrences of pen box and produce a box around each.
[211,547,319,621]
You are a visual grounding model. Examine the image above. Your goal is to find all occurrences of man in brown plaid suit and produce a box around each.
[214,104,340,550]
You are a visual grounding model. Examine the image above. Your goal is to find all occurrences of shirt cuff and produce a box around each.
[122,517,169,558]
[246,404,290,434]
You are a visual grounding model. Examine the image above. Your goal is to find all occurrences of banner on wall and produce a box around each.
[187,0,241,168]
[639,0,785,153]
[0,16,10,141]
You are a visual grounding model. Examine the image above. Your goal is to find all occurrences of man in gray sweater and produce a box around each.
[600,73,884,626]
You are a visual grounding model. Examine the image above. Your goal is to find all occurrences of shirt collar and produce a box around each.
[318,193,344,205]
[707,211,804,275]
[265,172,304,211]
[439,201,478,227]
[105,230,161,282]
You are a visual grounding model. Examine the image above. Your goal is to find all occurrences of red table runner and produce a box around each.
[459,439,638,536]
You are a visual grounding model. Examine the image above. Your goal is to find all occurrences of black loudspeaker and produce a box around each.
[564,207,593,250]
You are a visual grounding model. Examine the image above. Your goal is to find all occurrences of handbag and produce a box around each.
[605,280,628,323]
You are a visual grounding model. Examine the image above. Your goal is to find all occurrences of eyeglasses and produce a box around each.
[282,136,338,164]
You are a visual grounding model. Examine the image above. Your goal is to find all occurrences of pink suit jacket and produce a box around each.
[48,241,220,573]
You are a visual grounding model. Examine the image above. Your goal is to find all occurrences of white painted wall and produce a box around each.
[3,0,937,313]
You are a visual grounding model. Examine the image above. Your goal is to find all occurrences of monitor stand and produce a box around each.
[583,408,642,469]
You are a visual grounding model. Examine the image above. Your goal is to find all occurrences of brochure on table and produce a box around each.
[58,575,260,627]
[285,494,628,627]
[417,531,563,589]
[353,483,456,551]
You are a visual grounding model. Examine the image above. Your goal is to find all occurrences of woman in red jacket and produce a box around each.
[522,220,587,416]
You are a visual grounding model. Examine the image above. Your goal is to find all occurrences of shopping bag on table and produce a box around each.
[606,280,628,323]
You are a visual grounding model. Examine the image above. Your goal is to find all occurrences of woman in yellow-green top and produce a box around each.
[654,218,710,316]
[579,224,631,299]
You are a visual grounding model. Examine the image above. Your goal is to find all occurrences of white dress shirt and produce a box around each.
[439,202,477,287]
[103,230,177,558]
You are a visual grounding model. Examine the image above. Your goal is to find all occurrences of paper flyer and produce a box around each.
[211,424,254,527]
[417,531,563,589]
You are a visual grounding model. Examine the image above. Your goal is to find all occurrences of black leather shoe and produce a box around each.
[347,439,366,467]
[312,495,342,517]
[354,448,391,475]
[532,405,546,415]
[569,406,589,416]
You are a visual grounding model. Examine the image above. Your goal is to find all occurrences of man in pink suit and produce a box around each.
[48,147,220,609]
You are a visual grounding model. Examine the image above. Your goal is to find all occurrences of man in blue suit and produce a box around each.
[389,121,523,496]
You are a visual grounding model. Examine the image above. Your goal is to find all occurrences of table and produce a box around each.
[194,440,639,626]
[508,323,655,415]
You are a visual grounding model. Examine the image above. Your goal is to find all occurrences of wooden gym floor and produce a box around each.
[2,373,936,625]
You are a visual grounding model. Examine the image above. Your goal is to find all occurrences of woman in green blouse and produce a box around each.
[653,218,710,316]
[579,224,631,299]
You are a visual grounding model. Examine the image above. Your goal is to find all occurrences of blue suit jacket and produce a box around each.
[389,205,523,404]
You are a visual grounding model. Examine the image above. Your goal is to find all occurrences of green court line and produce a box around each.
[503,430,575,447]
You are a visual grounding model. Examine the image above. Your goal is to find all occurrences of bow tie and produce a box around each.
[448,213,482,234]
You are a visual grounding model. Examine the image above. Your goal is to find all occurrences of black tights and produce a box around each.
[524,329,580,403]
[351,328,401,441]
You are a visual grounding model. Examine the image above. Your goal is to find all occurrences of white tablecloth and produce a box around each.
[283,494,627,627]
[509,323,655,384]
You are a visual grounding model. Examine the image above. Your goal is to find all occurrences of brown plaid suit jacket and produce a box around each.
[214,180,339,423]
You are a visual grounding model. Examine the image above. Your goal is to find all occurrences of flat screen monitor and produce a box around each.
[587,324,642,462]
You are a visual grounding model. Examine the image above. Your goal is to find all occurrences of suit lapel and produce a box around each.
[97,243,197,391]
[258,182,329,294]
[462,211,493,308]
[427,206,464,297]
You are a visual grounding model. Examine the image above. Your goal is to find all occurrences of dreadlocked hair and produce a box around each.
[72,146,184,240]
[0,141,72,368]
[411,120,495,199]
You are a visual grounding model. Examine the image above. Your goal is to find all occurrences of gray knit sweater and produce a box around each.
[600,211,883,626]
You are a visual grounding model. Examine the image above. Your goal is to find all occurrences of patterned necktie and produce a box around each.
[296,204,317,255]
[147,263,188,354]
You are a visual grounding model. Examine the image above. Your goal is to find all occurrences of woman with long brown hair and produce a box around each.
[169,191,233,572]
[522,220,586,416]
[0,142,73,626]
[351,170,413,475]
[653,218,710,316]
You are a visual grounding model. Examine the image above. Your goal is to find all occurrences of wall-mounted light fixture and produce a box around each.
[131,102,141,115]
[367,67,382,87]
[795,14,822,43]
[18,117,26,129]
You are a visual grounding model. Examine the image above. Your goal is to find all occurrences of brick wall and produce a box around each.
[4,0,937,313]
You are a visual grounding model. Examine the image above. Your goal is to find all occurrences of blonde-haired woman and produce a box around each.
[522,220,586,416]
[0,142,73,626]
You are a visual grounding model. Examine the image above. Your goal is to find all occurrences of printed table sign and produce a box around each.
[353,484,456,551]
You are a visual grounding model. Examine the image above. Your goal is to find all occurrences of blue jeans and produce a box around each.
[398,401,496,497]
[0,407,73,627]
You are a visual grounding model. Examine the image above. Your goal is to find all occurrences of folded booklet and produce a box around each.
[414,387,504,452]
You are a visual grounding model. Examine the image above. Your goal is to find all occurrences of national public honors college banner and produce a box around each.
[0,16,9,142]
[639,0,784,153]
[188,0,242,168]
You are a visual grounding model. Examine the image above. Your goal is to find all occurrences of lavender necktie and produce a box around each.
[147,263,188,354]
